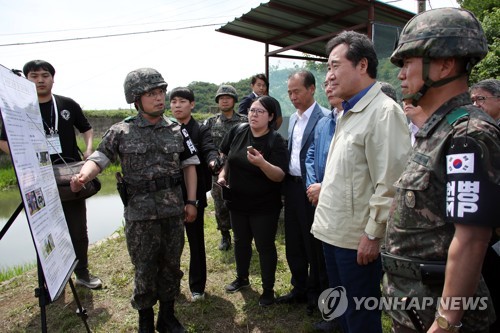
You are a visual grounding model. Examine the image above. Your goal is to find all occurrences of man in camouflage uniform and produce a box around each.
[382,8,500,333]
[70,68,199,333]
[203,85,247,251]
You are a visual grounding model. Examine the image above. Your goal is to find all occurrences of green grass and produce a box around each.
[0,167,16,189]
[0,262,36,282]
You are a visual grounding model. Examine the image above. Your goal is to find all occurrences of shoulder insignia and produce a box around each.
[446,108,469,126]
[124,115,137,123]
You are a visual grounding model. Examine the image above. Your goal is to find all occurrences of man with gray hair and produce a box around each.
[470,79,500,124]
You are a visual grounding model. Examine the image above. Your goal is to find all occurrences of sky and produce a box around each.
[0,0,459,110]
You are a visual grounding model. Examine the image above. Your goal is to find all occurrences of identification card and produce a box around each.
[46,134,62,155]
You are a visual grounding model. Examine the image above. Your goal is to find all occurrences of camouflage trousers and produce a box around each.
[125,215,184,310]
[383,273,494,333]
[211,177,231,232]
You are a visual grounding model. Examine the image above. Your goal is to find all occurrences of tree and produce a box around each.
[458,0,500,81]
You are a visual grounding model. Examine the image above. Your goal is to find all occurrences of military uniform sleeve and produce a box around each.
[87,127,119,170]
[445,119,500,227]
[199,123,219,164]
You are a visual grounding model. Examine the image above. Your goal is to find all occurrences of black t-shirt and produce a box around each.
[220,125,288,214]
[1,94,92,163]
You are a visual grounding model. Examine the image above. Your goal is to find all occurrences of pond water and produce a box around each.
[0,174,124,271]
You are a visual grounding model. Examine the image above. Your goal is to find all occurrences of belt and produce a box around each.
[381,252,445,285]
[287,174,303,183]
[127,174,182,194]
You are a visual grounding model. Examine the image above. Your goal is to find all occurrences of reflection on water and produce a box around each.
[0,175,124,271]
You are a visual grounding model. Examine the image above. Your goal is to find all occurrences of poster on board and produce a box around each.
[0,65,75,300]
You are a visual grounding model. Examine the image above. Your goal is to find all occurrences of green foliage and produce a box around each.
[377,59,402,100]
[470,7,500,82]
[458,1,500,82]
[458,0,499,20]
[267,61,330,117]
[185,81,219,113]
[0,165,16,189]
[84,109,136,118]
[171,78,255,115]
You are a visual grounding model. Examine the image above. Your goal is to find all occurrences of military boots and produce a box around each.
[138,308,154,333]
[219,230,231,251]
[156,301,185,333]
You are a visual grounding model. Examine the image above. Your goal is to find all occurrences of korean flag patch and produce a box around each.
[445,136,497,227]
[446,153,474,174]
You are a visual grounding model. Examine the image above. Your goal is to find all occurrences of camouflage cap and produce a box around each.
[124,68,168,103]
[215,85,238,103]
[391,8,488,67]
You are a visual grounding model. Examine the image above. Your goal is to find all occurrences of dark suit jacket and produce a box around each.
[287,102,329,187]
[238,92,258,115]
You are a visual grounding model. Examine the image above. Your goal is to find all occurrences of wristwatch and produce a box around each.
[435,310,462,332]
[186,200,199,208]
[364,232,380,241]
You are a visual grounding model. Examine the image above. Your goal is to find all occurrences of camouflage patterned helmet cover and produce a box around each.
[215,84,238,103]
[391,8,488,67]
[124,68,168,103]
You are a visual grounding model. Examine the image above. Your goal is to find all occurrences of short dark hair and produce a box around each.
[23,60,55,77]
[326,31,378,79]
[380,82,398,102]
[288,70,316,89]
[251,74,269,88]
[169,87,195,102]
[253,95,279,128]
[470,79,500,97]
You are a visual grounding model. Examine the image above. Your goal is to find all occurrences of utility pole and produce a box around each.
[417,0,426,13]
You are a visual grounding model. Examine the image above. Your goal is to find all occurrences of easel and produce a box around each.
[0,204,91,333]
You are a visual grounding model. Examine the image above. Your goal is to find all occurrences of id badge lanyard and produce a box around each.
[46,95,62,155]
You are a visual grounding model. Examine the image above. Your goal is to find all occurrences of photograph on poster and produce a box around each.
[25,188,46,215]
[42,234,56,259]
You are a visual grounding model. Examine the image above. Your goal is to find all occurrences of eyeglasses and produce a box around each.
[144,88,166,99]
[322,80,334,90]
[471,95,497,105]
[248,108,268,115]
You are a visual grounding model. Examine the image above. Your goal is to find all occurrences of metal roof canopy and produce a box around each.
[217,0,415,72]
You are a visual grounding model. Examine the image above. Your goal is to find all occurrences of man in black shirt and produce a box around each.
[170,86,220,302]
[0,60,101,289]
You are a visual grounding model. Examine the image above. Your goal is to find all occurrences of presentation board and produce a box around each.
[0,65,76,300]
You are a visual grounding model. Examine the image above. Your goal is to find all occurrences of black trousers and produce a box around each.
[184,206,207,294]
[230,209,280,291]
[284,178,328,303]
[62,199,89,277]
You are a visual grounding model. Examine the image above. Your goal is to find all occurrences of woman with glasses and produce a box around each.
[217,96,288,306]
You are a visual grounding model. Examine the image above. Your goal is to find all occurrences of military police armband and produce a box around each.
[445,136,498,227]
[181,127,197,156]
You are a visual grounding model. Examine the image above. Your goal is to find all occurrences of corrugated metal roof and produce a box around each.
[217,0,414,59]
